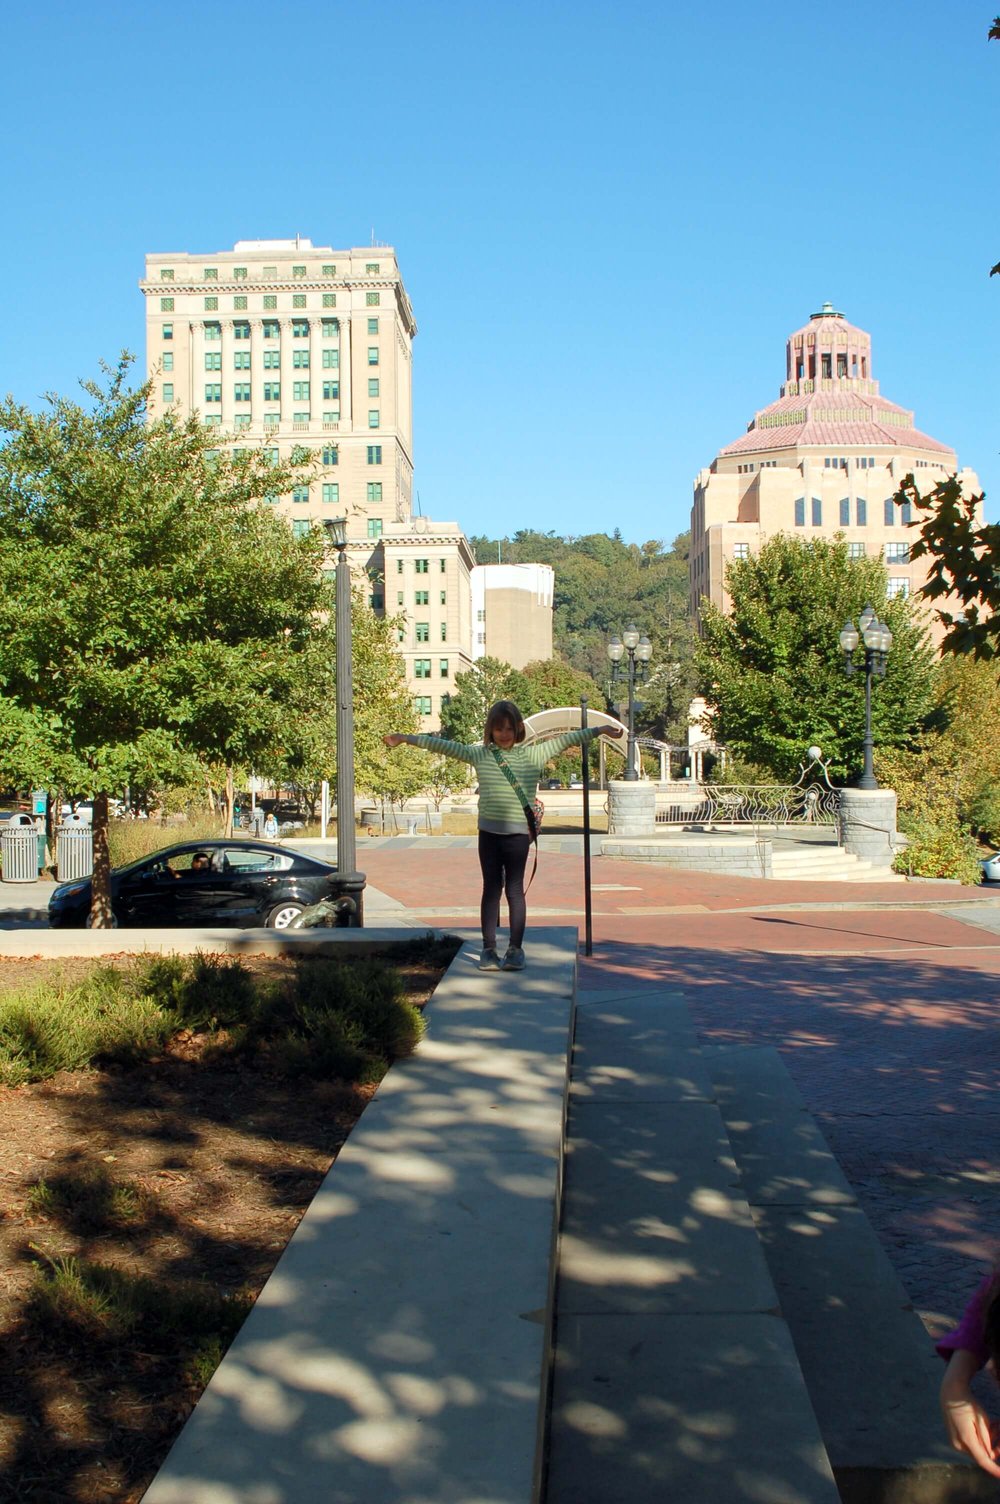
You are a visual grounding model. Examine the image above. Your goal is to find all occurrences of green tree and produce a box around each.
[439,657,531,743]
[0,359,330,923]
[892,472,1000,659]
[696,534,934,781]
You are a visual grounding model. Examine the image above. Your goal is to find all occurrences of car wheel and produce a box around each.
[267,901,305,930]
[84,911,119,929]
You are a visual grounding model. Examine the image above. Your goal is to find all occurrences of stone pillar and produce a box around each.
[838,787,898,870]
[607,779,656,837]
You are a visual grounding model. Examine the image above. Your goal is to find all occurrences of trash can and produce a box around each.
[56,823,94,881]
[1,820,40,882]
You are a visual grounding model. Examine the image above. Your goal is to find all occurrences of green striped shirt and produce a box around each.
[403,728,600,834]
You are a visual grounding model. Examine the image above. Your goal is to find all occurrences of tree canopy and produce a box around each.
[696,534,935,781]
[892,472,1000,658]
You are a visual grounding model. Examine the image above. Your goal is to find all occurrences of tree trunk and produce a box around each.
[224,766,235,839]
[89,792,114,927]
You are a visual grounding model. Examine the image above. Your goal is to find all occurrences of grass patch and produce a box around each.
[0,947,446,1087]
[27,1248,252,1382]
[26,1164,151,1234]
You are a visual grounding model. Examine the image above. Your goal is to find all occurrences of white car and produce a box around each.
[982,852,1000,884]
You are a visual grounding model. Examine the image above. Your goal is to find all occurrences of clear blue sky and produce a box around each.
[2,0,996,548]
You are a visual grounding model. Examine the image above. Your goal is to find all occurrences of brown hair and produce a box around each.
[483,700,526,746]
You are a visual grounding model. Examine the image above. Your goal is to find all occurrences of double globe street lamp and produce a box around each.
[607,626,652,781]
[839,603,893,791]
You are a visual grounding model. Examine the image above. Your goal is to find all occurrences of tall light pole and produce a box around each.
[607,625,652,782]
[839,602,893,791]
[324,518,357,876]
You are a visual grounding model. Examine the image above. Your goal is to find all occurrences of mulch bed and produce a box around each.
[0,952,446,1504]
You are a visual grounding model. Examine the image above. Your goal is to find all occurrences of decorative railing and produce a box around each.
[655,759,841,829]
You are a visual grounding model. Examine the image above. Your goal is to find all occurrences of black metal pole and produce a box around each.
[858,656,878,790]
[623,654,639,781]
[580,697,593,957]
[335,543,357,874]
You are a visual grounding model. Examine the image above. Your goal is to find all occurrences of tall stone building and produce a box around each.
[141,238,474,722]
[690,303,982,644]
[470,563,554,669]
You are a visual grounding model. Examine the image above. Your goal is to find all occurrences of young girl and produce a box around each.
[938,1271,1000,1478]
[384,700,623,971]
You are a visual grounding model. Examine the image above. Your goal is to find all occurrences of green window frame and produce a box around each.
[368,378,379,396]
[366,262,380,273]
[162,324,173,339]
[204,383,222,402]
[439,659,449,678]
[204,267,218,280]
[414,696,431,716]
[439,558,447,573]
[234,350,250,369]
[159,268,174,281]
[322,264,336,276]
[415,623,430,642]
[367,445,382,464]
[233,266,248,280]
[293,383,310,402]
[323,380,339,400]
[204,296,218,311]
[162,383,174,402]
[368,410,379,429]
[292,519,311,539]
[292,485,310,504]
[160,297,174,312]
[205,352,221,370]
[233,414,251,429]
[162,352,173,371]
[234,295,247,310]
[367,317,379,334]
[439,590,446,604]
[414,659,431,679]
[322,348,339,368]
[233,320,251,339]
[366,291,380,306]
[367,481,382,502]
[262,319,280,338]
[322,318,339,336]
[292,265,306,279]
[415,590,429,605]
[234,383,251,402]
[292,293,306,308]
[204,322,221,340]
[368,346,379,365]
[322,445,338,465]
[415,559,429,574]
[264,382,280,400]
[293,349,309,367]
[322,483,339,504]
[322,293,337,307]
[440,622,447,640]
[263,294,277,310]
[292,318,309,337]
[368,518,383,538]
[263,350,280,368]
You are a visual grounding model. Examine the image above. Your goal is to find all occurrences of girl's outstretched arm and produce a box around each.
[940,1350,1000,1477]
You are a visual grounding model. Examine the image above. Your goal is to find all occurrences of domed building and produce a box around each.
[689,304,982,646]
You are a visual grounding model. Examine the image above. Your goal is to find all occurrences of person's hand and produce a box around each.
[383,733,405,748]
[603,725,625,739]
[941,1365,1000,1477]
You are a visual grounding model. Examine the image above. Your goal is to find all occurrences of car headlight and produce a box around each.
[51,881,90,901]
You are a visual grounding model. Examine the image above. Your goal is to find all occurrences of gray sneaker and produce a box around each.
[502,946,525,971]
[479,947,501,970]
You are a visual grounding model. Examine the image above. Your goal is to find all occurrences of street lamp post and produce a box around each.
[839,602,893,791]
[607,625,652,781]
[324,518,356,876]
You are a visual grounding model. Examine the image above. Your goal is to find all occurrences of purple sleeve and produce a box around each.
[936,1273,997,1368]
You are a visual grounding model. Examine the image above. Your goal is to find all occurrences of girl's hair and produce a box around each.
[483,700,526,746]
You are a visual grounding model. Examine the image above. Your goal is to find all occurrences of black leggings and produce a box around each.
[478,830,532,950]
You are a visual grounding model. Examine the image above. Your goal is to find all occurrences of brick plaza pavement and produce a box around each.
[360,839,1000,1342]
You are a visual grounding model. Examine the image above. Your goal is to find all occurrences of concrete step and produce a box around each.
[546,992,841,1503]
[706,1045,992,1503]
[771,849,904,883]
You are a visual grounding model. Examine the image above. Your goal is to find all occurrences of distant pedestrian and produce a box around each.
[263,811,279,842]
[384,700,623,971]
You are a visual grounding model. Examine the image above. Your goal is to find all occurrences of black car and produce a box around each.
[48,840,341,930]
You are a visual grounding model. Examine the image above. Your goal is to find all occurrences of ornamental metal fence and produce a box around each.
[654,759,841,830]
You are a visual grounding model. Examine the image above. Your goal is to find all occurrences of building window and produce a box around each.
[416,623,430,642]
[323,380,339,400]
[794,498,805,527]
[234,414,251,429]
[292,520,311,539]
[415,559,429,574]
[397,591,404,605]
[159,268,174,281]
[322,445,339,465]
[204,296,218,311]
[322,348,339,368]
[162,324,173,339]
[733,542,750,559]
[322,293,337,308]
[204,267,218,281]
[884,542,910,563]
[264,382,280,401]
[367,445,382,464]
[368,518,383,539]
[203,415,222,427]
[264,413,280,428]
[810,497,821,526]
[292,349,310,368]
[233,266,247,280]
[292,319,309,337]
[322,318,339,336]
[440,622,447,640]
[204,322,221,340]
[439,659,449,678]
[263,294,277,310]
[440,591,446,605]
[293,381,310,401]
[292,485,310,504]
[205,352,221,371]
[322,264,336,276]
[366,262,380,273]
[414,696,432,716]
[848,542,866,559]
[367,378,379,398]
[414,659,431,679]
[415,590,429,605]
[292,265,306,279]
[263,319,279,338]
[234,321,250,340]
[264,447,279,465]
[883,499,896,526]
[233,350,250,369]
[839,498,850,527]
[900,501,912,525]
[263,265,277,279]
[887,577,910,598]
[440,558,447,573]
[368,317,379,334]
[234,295,248,310]
[322,483,339,504]
[160,297,174,312]
[292,293,306,309]
[234,383,250,402]
[162,351,173,371]
[263,349,280,368]
[397,559,404,574]
[162,384,174,402]
[368,410,380,428]
[366,291,380,306]
[367,481,383,502]
[204,384,221,402]
[856,498,867,526]
[368,346,379,365]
